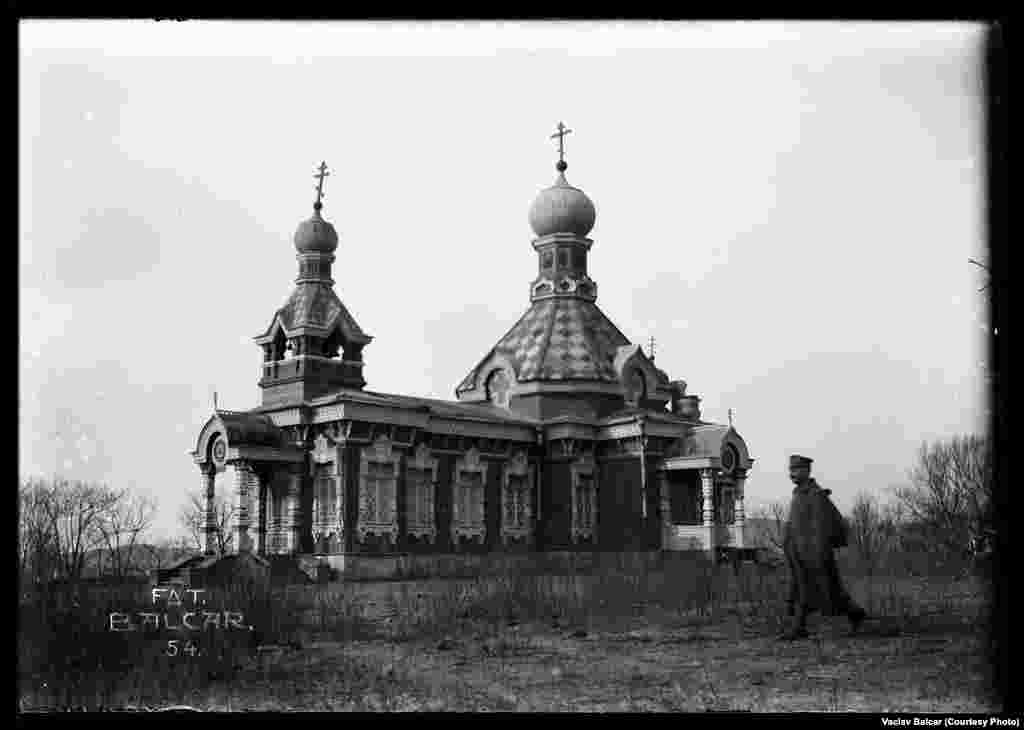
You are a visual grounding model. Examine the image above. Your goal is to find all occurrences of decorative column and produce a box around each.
[232,461,257,554]
[201,464,217,555]
[285,464,304,554]
[700,468,715,553]
[256,471,268,555]
[733,469,747,549]
[657,470,672,551]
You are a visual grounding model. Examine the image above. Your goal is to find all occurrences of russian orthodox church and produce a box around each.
[190,127,754,571]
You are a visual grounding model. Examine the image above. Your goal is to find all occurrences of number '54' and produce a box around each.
[166,640,199,656]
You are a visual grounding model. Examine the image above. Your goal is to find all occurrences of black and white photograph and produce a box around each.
[18,19,1006,715]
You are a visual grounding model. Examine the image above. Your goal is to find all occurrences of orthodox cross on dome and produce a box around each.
[550,122,573,167]
[728,408,734,427]
[313,161,330,209]
[648,336,656,362]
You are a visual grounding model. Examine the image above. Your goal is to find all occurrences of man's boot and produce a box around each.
[778,608,809,641]
[847,605,868,634]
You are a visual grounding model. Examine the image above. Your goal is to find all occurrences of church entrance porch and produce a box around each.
[657,461,747,553]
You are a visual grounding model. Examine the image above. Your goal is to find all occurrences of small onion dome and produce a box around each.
[528,162,596,238]
[294,203,339,253]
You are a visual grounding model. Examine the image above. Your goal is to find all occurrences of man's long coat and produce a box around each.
[782,479,854,616]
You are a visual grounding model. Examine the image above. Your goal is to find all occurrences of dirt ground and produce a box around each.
[18,571,998,713]
[163,606,994,713]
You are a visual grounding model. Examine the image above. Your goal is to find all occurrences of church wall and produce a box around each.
[510,393,625,421]
[598,458,644,551]
[259,380,308,409]
[435,453,456,553]
[484,457,503,552]
[540,460,573,549]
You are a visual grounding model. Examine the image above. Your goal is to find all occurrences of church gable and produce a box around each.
[613,345,667,407]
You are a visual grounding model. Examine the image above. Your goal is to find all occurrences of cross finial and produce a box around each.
[728,408,734,427]
[648,336,656,362]
[550,121,572,169]
[213,389,218,412]
[313,161,330,210]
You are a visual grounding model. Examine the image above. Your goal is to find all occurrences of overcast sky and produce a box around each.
[19,20,988,540]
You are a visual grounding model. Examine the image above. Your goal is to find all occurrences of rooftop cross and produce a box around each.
[728,408,734,427]
[550,122,573,165]
[313,161,330,209]
[648,336,656,362]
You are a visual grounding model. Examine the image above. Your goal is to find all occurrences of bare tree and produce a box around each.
[178,487,235,555]
[96,490,158,581]
[894,434,992,557]
[34,478,121,582]
[19,479,59,586]
[848,491,894,575]
[748,500,788,553]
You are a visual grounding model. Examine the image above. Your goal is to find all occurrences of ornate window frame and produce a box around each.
[267,471,291,554]
[311,432,344,552]
[501,450,533,545]
[404,442,438,543]
[570,454,598,544]
[452,447,487,544]
[357,434,400,544]
[485,368,513,408]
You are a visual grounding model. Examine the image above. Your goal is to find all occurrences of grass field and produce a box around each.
[17,557,998,713]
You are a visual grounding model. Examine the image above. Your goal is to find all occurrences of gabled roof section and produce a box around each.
[456,298,632,394]
[215,410,283,447]
[256,283,371,344]
[193,410,285,463]
[309,389,540,426]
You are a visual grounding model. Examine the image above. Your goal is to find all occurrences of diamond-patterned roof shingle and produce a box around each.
[264,283,370,341]
[457,298,632,393]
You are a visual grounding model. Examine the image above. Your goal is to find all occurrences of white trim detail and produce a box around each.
[405,442,438,543]
[452,447,487,544]
[357,434,401,544]
[570,454,598,544]
[501,450,533,545]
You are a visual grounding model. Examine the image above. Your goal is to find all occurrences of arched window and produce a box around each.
[625,367,647,405]
[486,369,512,408]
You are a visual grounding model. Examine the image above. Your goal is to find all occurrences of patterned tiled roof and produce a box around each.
[265,283,370,341]
[457,298,632,393]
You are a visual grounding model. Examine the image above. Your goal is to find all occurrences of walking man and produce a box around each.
[779,454,867,640]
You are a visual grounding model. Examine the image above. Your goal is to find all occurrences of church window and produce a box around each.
[570,457,597,544]
[501,451,532,543]
[357,436,400,544]
[452,449,487,543]
[364,462,396,524]
[572,248,585,270]
[454,471,484,527]
[486,369,511,408]
[405,466,435,539]
[504,473,528,530]
[625,367,647,405]
[542,252,554,270]
[557,249,568,268]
